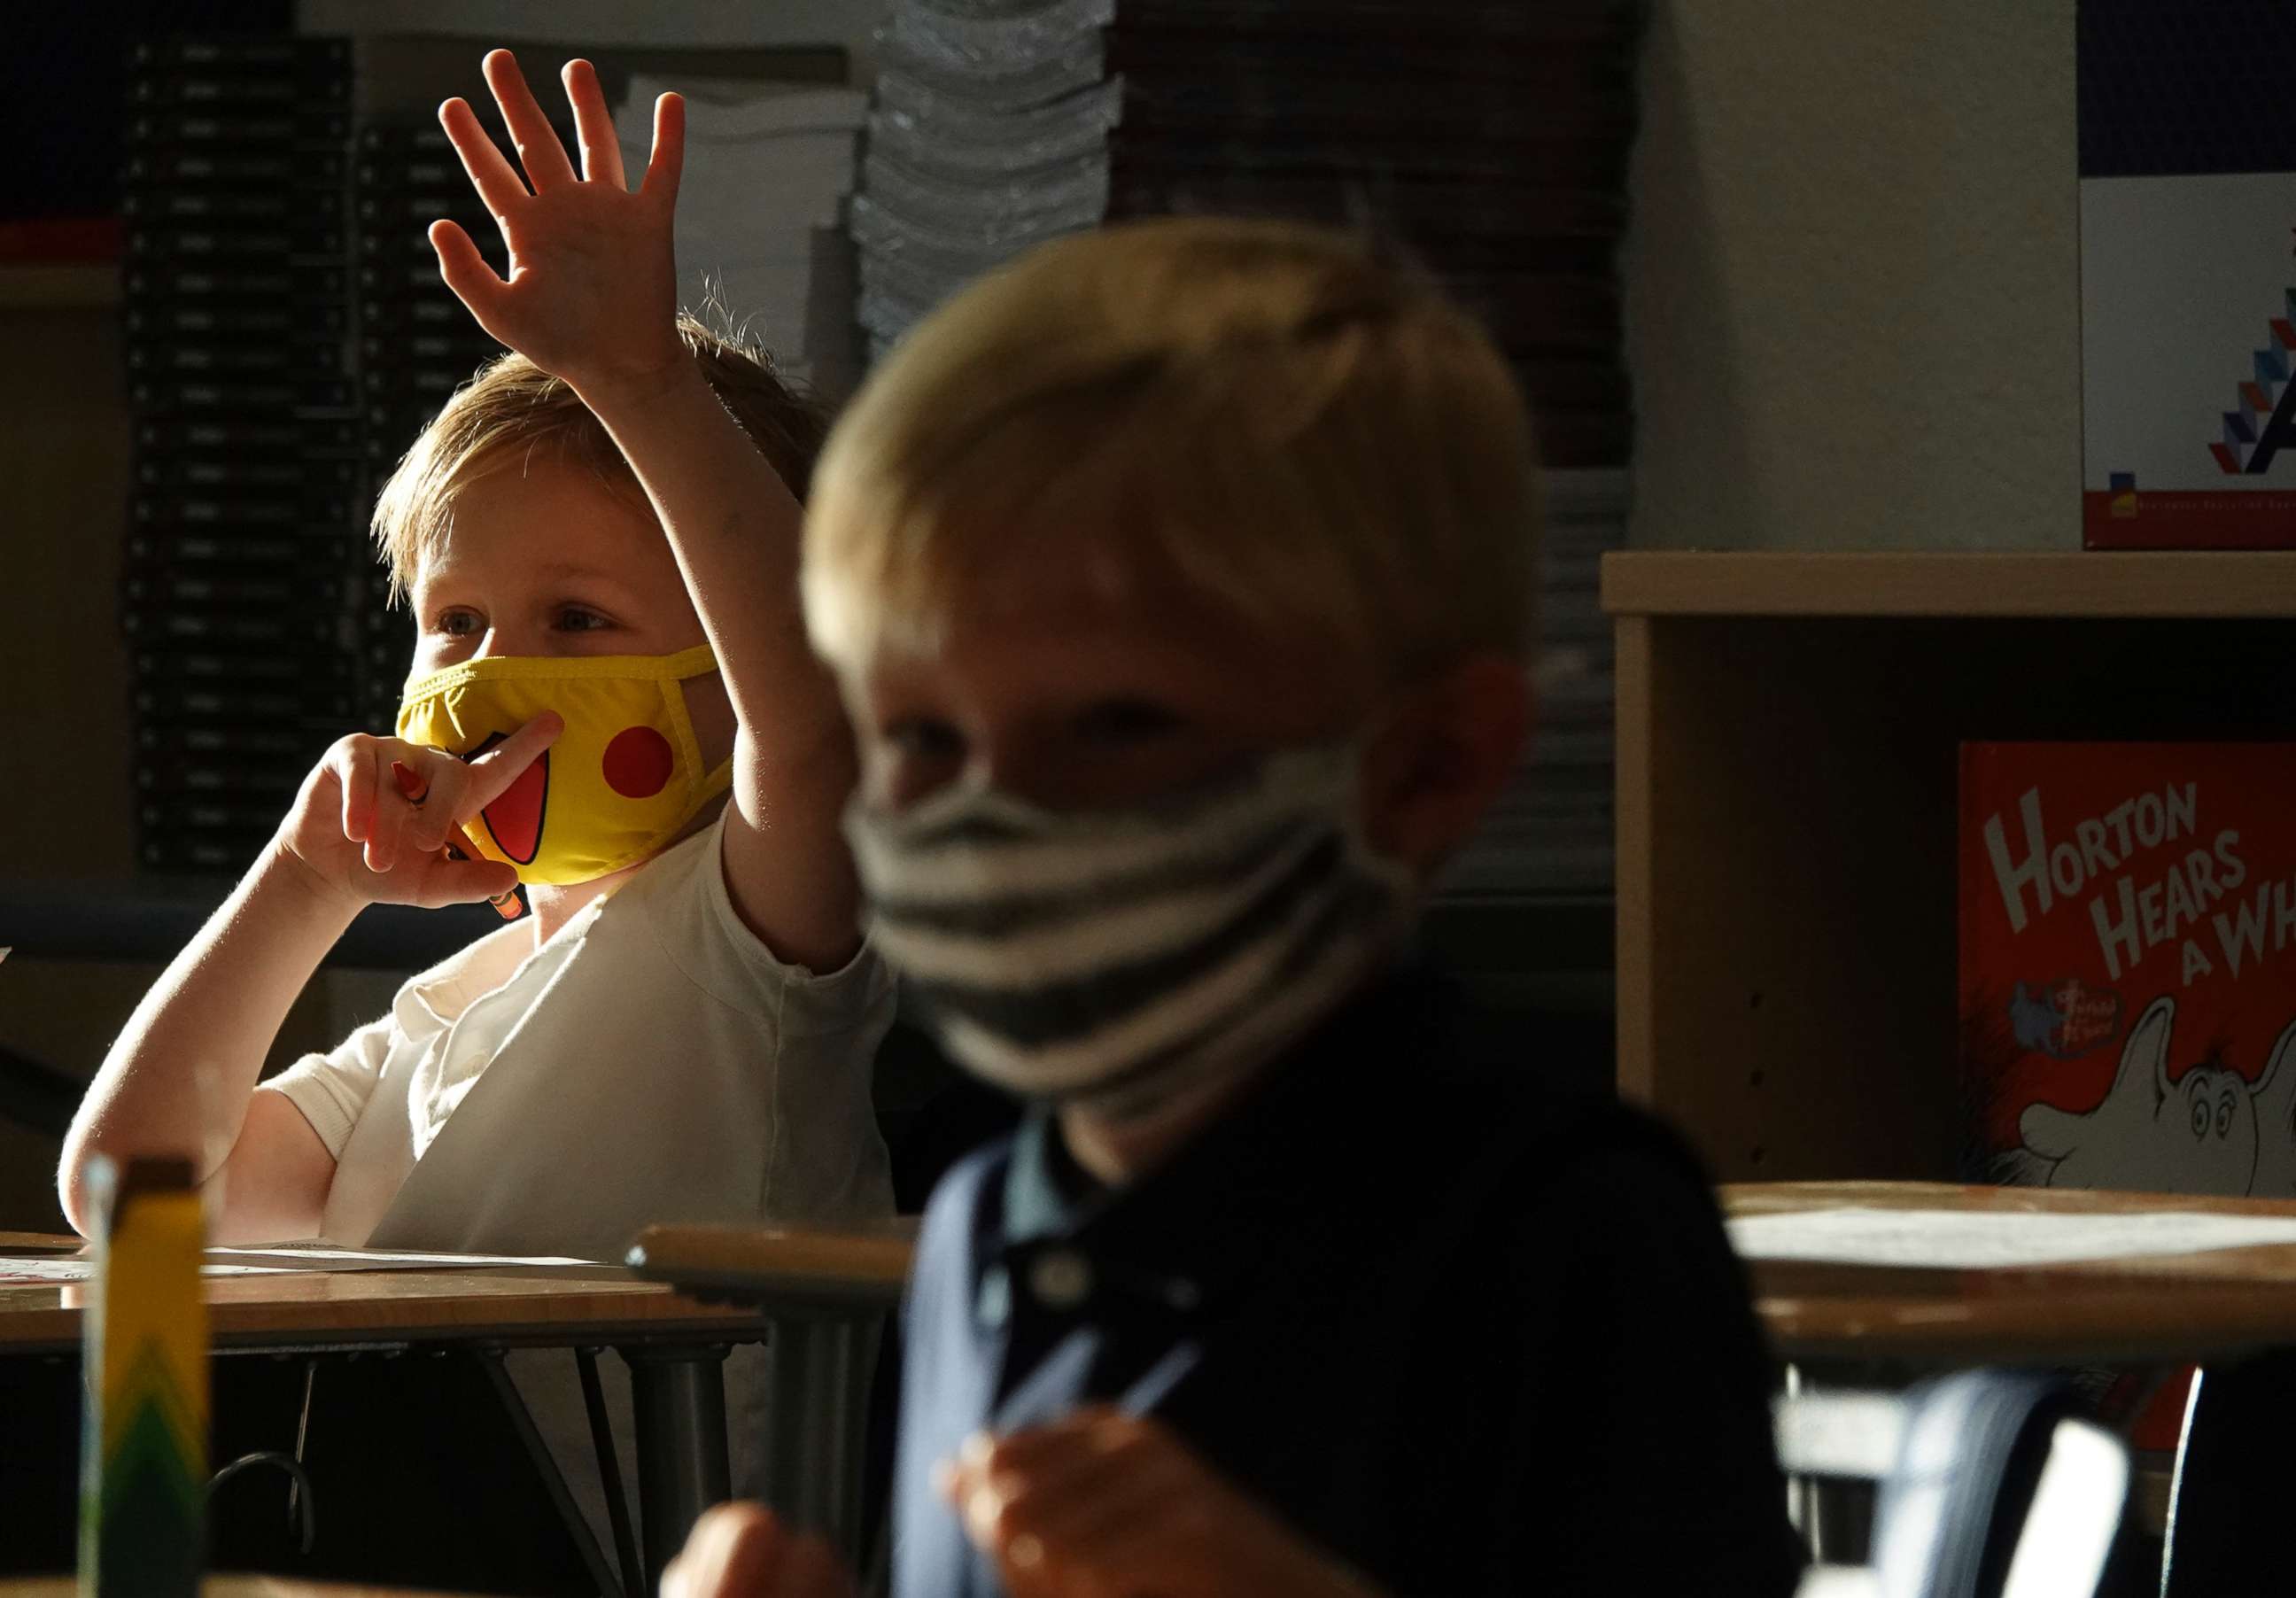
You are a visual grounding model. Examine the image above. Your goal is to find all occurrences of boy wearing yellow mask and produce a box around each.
[664,164,1806,1598]
[61,50,894,1557]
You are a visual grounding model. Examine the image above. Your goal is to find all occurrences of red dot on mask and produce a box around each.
[602,725,675,799]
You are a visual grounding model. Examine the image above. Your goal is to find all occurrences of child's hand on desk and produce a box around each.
[430,50,686,401]
[661,1503,853,1598]
[940,1409,1385,1598]
[273,714,559,910]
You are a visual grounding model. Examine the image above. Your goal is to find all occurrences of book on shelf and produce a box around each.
[1961,738,2296,1450]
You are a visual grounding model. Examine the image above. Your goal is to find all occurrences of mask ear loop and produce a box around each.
[664,665,733,809]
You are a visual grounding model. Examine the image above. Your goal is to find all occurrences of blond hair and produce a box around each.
[802,216,1540,676]
[373,314,827,600]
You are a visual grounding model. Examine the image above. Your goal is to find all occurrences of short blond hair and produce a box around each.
[802,216,1540,676]
[374,314,828,600]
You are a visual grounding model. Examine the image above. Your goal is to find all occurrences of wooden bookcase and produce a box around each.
[1604,552,2296,1182]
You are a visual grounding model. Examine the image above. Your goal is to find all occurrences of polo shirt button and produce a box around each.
[1028,1250,1093,1309]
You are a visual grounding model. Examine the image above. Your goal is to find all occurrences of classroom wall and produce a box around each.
[1623,0,2079,551]
[306,0,2089,556]
[5,4,2083,1224]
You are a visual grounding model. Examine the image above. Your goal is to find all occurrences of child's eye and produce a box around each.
[554,607,610,632]
[1074,699,1183,745]
[433,609,480,639]
[886,718,966,763]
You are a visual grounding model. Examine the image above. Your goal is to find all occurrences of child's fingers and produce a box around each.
[437,96,530,215]
[458,710,563,818]
[561,58,628,190]
[641,91,686,208]
[991,1455,1182,1573]
[670,1503,789,1598]
[969,1410,1133,1475]
[328,738,379,847]
[386,759,457,857]
[430,221,513,332]
[415,856,523,911]
[482,48,578,192]
[776,1532,857,1598]
[363,753,412,874]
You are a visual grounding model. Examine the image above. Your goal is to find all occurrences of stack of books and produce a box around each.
[1104,0,1646,896]
[849,0,1119,362]
[120,35,368,875]
[617,74,868,397]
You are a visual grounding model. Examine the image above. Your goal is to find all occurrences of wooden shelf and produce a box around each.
[1604,550,2296,619]
[1609,554,2296,1183]
[0,266,120,310]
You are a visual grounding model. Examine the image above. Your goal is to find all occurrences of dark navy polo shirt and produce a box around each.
[888,966,1806,1597]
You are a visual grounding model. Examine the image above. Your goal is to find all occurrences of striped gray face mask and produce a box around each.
[845,740,1416,1126]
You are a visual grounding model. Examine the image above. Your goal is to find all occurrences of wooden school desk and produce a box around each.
[1723,1180,2296,1368]
[629,1184,2296,1380]
[0,1237,767,1596]
[1718,1180,2296,1567]
[0,1582,458,1598]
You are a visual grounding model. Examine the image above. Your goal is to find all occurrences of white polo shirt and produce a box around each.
[260,806,896,1548]
[264,805,895,1257]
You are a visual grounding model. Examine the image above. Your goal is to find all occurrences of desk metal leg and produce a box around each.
[474,1347,625,1598]
[623,1344,733,1587]
[578,1347,648,1598]
[763,1315,878,1566]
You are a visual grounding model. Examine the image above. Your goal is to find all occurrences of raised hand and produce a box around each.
[431,50,686,396]
[275,711,562,910]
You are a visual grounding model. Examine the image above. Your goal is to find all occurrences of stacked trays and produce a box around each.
[1105,0,1646,896]
[851,0,1120,361]
[618,74,868,394]
[121,36,366,876]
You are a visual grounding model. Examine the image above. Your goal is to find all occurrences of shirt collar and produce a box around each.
[978,961,1447,1323]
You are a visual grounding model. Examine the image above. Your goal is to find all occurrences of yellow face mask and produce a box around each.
[395,643,733,886]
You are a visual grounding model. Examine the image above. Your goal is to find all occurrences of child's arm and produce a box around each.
[59,719,556,1241]
[430,51,862,975]
[940,1412,1385,1598]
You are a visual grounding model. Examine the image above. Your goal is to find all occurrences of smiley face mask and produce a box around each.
[396,643,733,886]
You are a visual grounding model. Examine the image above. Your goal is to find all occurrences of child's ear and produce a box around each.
[1358,651,1532,874]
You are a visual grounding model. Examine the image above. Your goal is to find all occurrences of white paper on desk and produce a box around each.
[207,1245,597,1271]
[1726,1206,2296,1269]
[0,1245,599,1284]
[0,1258,292,1283]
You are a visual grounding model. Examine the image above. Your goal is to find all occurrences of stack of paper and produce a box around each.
[618,73,868,393]
[851,0,1118,363]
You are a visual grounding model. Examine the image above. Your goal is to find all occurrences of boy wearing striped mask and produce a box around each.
[670,216,1804,1598]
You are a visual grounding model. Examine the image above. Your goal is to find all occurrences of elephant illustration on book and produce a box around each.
[2019,997,2296,1197]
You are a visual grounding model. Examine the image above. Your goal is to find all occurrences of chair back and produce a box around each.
[1777,1371,2129,1598]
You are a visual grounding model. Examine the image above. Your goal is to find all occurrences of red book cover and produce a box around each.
[1961,741,2296,1448]
[1962,742,2296,1194]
